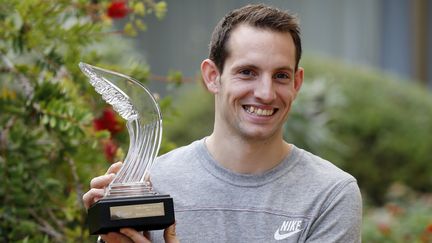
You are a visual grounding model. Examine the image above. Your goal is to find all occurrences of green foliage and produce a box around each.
[0,0,169,242]
[294,58,432,204]
[164,82,214,146]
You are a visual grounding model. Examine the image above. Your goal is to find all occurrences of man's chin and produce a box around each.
[238,127,281,142]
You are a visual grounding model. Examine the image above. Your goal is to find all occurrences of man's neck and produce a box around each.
[205,133,291,174]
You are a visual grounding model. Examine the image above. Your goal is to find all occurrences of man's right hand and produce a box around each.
[82,161,136,242]
[82,161,122,209]
[81,161,179,243]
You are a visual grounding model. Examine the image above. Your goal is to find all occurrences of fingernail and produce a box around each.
[120,228,129,235]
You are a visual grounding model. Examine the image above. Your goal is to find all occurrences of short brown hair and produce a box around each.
[209,4,302,73]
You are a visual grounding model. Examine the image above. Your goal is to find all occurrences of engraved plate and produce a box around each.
[110,203,165,220]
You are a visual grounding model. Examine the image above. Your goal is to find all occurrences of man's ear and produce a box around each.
[201,59,220,94]
[293,67,304,93]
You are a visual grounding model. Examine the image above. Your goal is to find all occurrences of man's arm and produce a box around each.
[305,181,363,243]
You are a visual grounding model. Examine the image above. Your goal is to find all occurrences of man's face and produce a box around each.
[213,24,303,142]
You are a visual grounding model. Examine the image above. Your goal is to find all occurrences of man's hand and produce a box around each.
[82,161,123,209]
[96,223,178,243]
[82,162,179,242]
[115,223,179,243]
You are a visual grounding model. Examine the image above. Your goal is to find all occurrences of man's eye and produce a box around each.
[240,70,254,76]
[274,73,289,79]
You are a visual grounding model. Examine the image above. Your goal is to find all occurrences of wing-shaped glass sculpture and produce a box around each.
[79,62,162,198]
[79,62,174,234]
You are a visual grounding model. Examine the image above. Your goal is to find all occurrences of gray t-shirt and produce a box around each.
[150,139,362,242]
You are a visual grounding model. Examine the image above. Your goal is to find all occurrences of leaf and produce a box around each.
[133,2,146,16]
[154,1,167,20]
[49,116,56,128]
[41,114,49,125]
[123,22,137,37]
[134,19,147,31]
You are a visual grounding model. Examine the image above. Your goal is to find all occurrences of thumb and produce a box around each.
[163,223,179,243]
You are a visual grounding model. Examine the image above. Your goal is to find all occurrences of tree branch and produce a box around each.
[67,156,85,209]
[29,209,64,241]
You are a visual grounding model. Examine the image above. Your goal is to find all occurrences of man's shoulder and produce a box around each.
[153,139,203,171]
[158,139,201,159]
[292,146,357,186]
[289,146,362,215]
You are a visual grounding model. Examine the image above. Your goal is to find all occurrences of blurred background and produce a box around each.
[1,0,431,242]
[139,0,432,86]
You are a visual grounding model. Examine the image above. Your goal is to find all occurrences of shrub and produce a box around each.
[362,183,432,242]
[164,82,214,146]
[294,58,432,204]
[0,1,169,241]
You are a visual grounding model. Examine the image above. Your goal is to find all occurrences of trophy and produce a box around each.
[79,62,174,235]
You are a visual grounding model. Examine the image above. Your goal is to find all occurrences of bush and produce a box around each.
[164,82,214,146]
[362,183,432,242]
[294,58,432,204]
[0,1,169,242]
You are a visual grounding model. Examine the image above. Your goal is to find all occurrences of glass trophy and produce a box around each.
[79,62,174,235]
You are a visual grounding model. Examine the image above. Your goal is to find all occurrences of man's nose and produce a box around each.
[254,76,276,103]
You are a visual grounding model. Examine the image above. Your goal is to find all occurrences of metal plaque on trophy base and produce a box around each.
[79,62,175,235]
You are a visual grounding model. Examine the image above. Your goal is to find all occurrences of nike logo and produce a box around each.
[274,228,302,240]
[274,220,303,240]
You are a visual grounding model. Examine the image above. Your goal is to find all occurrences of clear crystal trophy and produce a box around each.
[79,62,174,235]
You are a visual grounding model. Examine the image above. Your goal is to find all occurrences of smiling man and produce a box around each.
[83,4,362,243]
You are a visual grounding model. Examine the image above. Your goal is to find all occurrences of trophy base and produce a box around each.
[87,195,175,235]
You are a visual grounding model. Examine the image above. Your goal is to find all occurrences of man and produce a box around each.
[83,4,362,242]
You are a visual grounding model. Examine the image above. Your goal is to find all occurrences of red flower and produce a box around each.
[107,0,129,19]
[421,223,432,243]
[385,203,404,216]
[103,138,118,162]
[93,107,123,135]
[377,223,391,236]
[426,223,432,233]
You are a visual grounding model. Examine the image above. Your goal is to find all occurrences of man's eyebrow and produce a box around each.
[232,64,295,73]
[230,64,259,74]
[276,66,295,73]
[233,64,259,70]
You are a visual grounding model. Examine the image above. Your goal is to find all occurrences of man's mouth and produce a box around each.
[243,105,277,116]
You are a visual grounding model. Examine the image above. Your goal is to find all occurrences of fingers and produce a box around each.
[90,173,116,189]
[90,161,122,189]
[106,161,123,174]
[143,231,151,240]
[164,223,179,243]
[144,174,152,188]
[83,161,122,209]
[84,173,115,209]
[101,232,133,243]
[120,228,150,243]
[82,188,105,209]
[98,225,178,243]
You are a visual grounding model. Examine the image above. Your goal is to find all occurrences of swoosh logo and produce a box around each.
[274,228,302,240]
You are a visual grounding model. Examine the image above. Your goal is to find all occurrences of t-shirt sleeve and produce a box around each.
[305,180,362,243]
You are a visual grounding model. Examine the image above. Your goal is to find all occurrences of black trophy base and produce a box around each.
[87,195,175,235]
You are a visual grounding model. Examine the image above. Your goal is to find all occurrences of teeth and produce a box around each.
[245,106,274,116]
